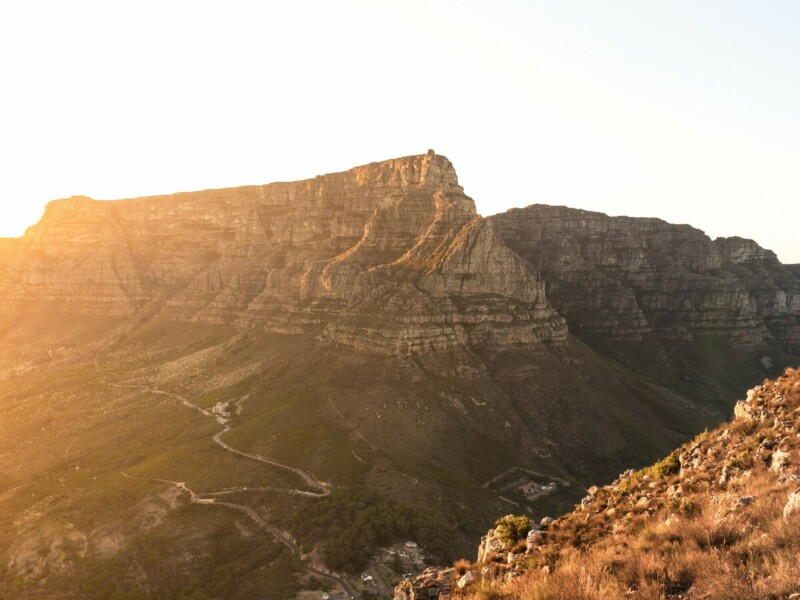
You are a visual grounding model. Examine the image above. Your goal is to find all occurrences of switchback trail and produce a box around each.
[120,473,354,597]
[94,356,330,497]
[97,357,354,597]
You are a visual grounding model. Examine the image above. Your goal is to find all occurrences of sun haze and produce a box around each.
[0,1,798,262]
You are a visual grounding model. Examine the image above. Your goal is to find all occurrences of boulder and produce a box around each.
[770,449,791,472]
[477,529,505,563]
[734,400,758,421]
[784,488,800,522]
[526,527,543,551]
[456,570,476,589]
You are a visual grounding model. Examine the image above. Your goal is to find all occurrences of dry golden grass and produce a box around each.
[462,368,800,600]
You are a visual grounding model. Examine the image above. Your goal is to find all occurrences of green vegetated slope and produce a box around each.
[0,312,739,599]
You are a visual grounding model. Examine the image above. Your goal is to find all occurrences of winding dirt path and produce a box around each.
[97,357,354,597]
[119,473,355,597]
[212,426,329,497]
[94,356,330,496]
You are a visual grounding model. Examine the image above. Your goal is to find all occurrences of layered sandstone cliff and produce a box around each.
[490,205,800,346]
[3,160,797,354]
[0,154,566,353]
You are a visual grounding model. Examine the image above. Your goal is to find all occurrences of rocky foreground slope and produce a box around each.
[398,367,800,599]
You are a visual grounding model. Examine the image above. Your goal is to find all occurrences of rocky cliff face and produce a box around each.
[3,163,797,356]
[0,154,566,353]
[490,205,800,347]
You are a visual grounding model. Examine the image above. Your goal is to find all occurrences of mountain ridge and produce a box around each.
[3,154,798,358]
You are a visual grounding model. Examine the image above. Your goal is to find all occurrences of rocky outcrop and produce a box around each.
[0,153,566,353]
[399,367,800,599]
[476,528,505,563]
[394,567,453,600]
[490,205,800,346]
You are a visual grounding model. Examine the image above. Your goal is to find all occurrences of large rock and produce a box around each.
[526,527,543,551]
[477,528,506,563]
[784,488,800,522]
[771,449,791,472]
[394,567,453,600]
[456,570,476,589]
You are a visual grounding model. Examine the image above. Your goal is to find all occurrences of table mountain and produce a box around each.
[0,152,565,353]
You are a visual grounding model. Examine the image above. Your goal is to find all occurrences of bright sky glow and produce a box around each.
[0,1,798,262]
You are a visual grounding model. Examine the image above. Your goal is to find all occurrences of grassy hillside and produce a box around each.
[446,367,800,599]
[0,314,735,598]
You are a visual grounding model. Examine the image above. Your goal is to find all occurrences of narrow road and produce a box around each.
[120,473,355,597]
[213,427,329,496]
[100,357,354,597]
[95,356,330,497]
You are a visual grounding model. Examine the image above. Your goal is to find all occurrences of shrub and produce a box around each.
[645,449,681,479]
[495,515,532,548]
[454,558,472,576]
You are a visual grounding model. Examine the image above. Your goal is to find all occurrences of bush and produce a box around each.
[454,558,472,576]
[495,515,532,548]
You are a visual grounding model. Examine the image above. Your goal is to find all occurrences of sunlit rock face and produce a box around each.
[0,154,567,353]
[490,205,800,346]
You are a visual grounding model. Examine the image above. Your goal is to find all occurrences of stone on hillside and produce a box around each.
[734,400,757,421]
[771,449,791,472]
[526,528,543,551]
[456,570,476,589]
[784,488,800,522]
[477,529,505,563]
[719,466,730,485]
[394,567,454,600]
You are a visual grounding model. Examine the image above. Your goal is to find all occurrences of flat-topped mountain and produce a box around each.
[0,152,565,353]
[2,153,797,405]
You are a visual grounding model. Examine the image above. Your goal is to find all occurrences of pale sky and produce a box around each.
[0,1,798,262]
